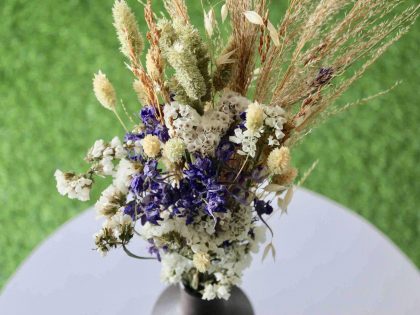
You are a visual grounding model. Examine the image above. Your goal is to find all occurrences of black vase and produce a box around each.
[151,285,255,315]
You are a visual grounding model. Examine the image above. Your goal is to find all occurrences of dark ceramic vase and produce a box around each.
[151,285,255,315]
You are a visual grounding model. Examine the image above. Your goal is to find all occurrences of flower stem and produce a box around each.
[122,244,156,260]
[113,109,129,132]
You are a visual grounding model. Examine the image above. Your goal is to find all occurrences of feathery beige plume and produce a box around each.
[159,19,211,113]
[133,79,149,105]
[93,71,117,111]
[164,0,189,24]
[146,48,163,81]
[112,0,143,61]
[226,0,266,95]
[213,38,237,91]
[216,48,237,66]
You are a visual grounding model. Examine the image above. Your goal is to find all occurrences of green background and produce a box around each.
[0,0,419,289]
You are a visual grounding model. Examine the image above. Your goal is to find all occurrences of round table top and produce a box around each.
[1,188,419,315]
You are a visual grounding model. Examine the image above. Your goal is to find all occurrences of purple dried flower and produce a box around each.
[140,106,169,142]
[313,67,334,87]
[254,199,273,216]
[216,140,235,162]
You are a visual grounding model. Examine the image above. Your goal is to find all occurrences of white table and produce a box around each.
[1,188,419,315]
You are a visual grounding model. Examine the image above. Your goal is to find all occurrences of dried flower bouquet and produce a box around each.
[55,0,418,300]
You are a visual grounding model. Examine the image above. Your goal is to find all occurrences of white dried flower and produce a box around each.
[229,127,263,158]
[114,158,138,193]
[99,156,115,176]
[142,135,161,158]
[107,211,133,232]
[112,0,143,60]
[245,102,265,131]
[93,71,116,111]
[218,90,250,119]
[263,105,286,141]
[54,170,92,202]
[110,136,122,148]
[163,138,185,163]
[267,147,291,175]
[268,136,279,146]
[193,252,211,273]
[217,285,230,300]
[110,136,127,159]
[93,232,106,257]
[202,284,217,300]
[163,103,231,156]
[87,139,106,160]
[160,253,192,284]
[95,184,125,218]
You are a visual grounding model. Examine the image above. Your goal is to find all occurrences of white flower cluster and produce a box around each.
[94,211,134,256]
[96,159,138,217]
[230,103,287,157]
[218,91,251,120]
[163,91,251,156]
[95,184,125,218]
[113,158,138,193]
[264,106,287,140]
[54,170,92,201]
[139,204,266,300]
[164,102,231,156]
[104,211,134,235]
[229,126,264,158]
[86,137,127,176]
[160,252,193,284]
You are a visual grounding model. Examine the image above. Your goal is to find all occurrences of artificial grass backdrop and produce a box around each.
[0,0,419,289]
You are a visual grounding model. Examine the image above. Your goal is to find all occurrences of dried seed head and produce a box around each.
[133,79,148,104]
[112,0,143,60]
[146,48,163,81]
[245,102,264,131]
[272,167,298,186]
[93,71,117,111]
[163,138,186,163]
[193,252,211,273]
[267,147,291,175]
[142,135,161,158]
